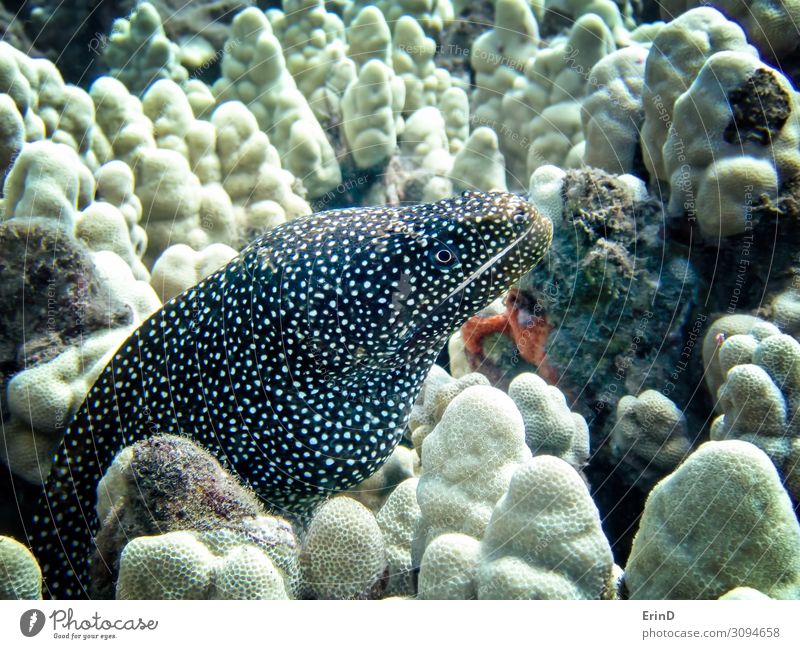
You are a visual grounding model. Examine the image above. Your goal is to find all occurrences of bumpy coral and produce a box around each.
[0,93,23,184]
[267,0,351,110]
[0,218,153,483]
[407,365,490,455]
[117,527,290,599]
[3,328,133,483]
[770,287,800,338]
[103,2,188,95]
[344,0,453,35]
[664,51,800,236]
[581,45,649,175]
[640,7,755,183]
[494,11,619,184]
[626,441,800,599]
[89,75,310,263]
[396,106,454,202]
[375,477,421,597]
[612,390,692,488]
[92,434,298,598]
[2,140,91,229]
[150,243,237,302]
[212,7,341,196]
[709,325,800,502]
[392,15,452,114]
[469,0,538,186]
[525,102,584,177]
[0,536,42,599]
[701,315,780,404]
[346,5,392,68]
[413,385,531,561]
[418,532,481,599]
[299,496,387,599]
[449,126,506,192]
[341,59,405,169]
[347,445,418,513]
[477,456,615,599]
[508,372,590,469]
[660,1,800,62]
[0,40,100,162]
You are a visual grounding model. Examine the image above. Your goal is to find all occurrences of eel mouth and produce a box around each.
[440,195,552,305]
[399,194,553,349]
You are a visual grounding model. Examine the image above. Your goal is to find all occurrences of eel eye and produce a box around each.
[512,209,529,230]
[431,246,457,268]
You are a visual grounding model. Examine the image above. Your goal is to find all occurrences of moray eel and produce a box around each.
[27,190,552,597]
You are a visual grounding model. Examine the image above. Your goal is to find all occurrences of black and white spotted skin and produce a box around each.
[30,190,552,597]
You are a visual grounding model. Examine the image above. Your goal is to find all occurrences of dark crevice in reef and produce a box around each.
[538,8,574,38]
[631,0,662,24]
[723,68,791,146]
[437,0,494,80]
[0,461,44,543]
[678,174,800,320]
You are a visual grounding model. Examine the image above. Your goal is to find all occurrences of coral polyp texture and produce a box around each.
[0,0,799,602]
[625,441,800,599]
[0,535,42,599]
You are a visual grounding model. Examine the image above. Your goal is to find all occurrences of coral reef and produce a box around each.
[412,385,532,563]
[149,242,237,302]
[664,51,800,237]
[103,3,189,95]
[659,1,800,64]
[0,217,150,484]
[413,385,615,600]
[640,8,755,184]
[611,389,692,489]
[346,445,418,513]
[581,45,649,175]
[298,497,387,599]
[477,456,615,599]
[626,441,800,599]
[117,527,292,599]
[91,434,299,599]
[1,0,800,603]
[707,319,800,503]
[508,372,590,470]
[0,535,42,599]
[375,477,421,597]
[418,532,481,599]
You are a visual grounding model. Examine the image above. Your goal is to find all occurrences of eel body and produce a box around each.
[28,190,552,597]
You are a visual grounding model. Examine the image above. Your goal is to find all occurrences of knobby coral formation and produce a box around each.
[0,535,42,599]
[0,0,799,602]
[626,441,800,599]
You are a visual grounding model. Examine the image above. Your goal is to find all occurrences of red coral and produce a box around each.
[461,288,556,383]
